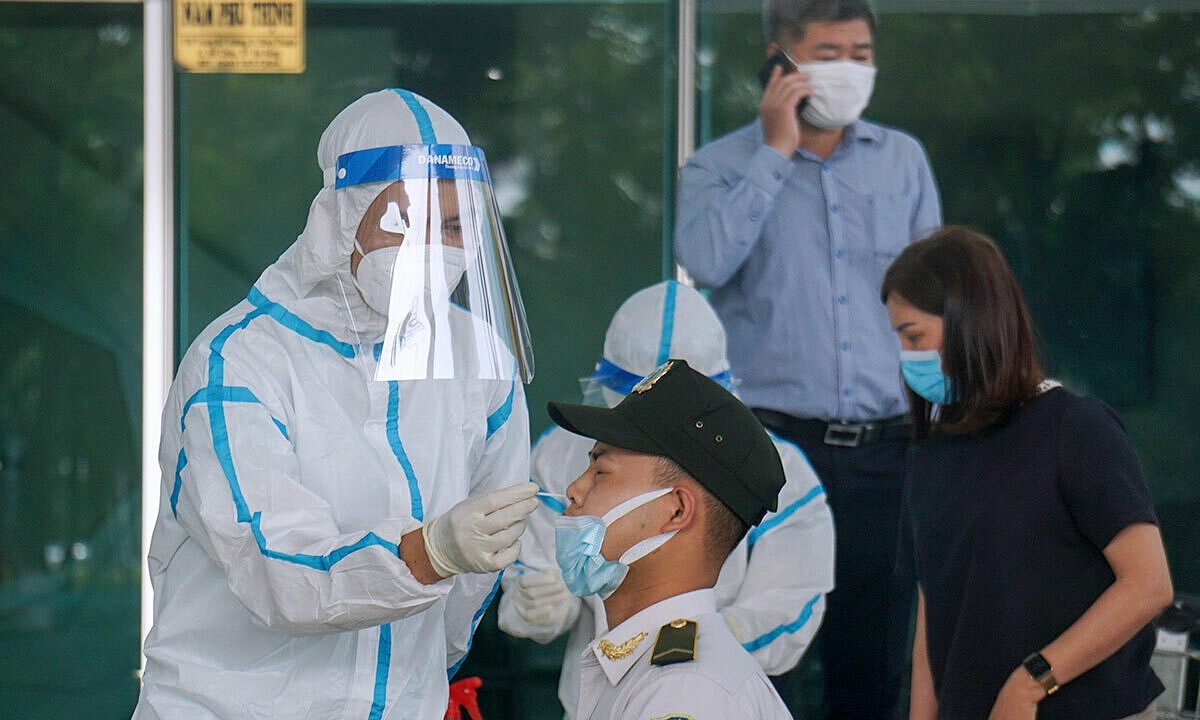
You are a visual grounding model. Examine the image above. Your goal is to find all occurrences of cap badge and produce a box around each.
[633,360,676,394]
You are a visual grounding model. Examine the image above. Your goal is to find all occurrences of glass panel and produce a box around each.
[0,3,144,718]
[696,0,1200,599]
[177,3,670,715]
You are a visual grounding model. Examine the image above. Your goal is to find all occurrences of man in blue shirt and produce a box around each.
[673,1,941,717]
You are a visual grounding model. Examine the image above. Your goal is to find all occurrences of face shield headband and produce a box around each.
[584,357,734,397]
[335,143,534,383]
[334,143,492,189]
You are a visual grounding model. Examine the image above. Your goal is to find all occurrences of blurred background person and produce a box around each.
[883,226,1173,720]
[673,1,941,716]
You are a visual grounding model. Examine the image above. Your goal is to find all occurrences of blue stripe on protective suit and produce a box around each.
[174,385,289,517]
[486,382,515,440]
[368,624,393,720]
[747,484,825,549]
[192,295,402,573]
[392,89,437,144]
[248,513,399,570]
[171,450,188,518]
[247,287,356,358]
[373,344,425,522]
[742,593,822,653]
[656,280,678,365]
[448,572,505,678]
[387,383,424,522]
[182,385,261,428]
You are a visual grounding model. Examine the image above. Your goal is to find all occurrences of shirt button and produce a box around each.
[842,341,851,350]
[835,249,845,259]
[830,204,840,214]
[750,212,760,222]
[838,295,847,304]
[843,388,852,397]
[772,171,783,181]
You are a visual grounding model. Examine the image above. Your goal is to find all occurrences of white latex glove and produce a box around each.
[504,568,580,629]
[422,482,539,577]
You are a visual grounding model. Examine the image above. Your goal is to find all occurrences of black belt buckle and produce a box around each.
[824,422,865,447]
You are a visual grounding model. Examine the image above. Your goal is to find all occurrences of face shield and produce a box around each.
[338,143,534,383]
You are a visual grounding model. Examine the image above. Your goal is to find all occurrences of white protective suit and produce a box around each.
[498,281,837,718]
[134,90,530,720]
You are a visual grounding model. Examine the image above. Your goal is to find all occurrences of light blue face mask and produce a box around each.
[900,349,953,405]
[554,488,677,598]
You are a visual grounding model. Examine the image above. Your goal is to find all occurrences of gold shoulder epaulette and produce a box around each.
[650,618,697,666]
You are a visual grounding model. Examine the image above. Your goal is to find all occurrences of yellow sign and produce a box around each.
[174,0,305,74]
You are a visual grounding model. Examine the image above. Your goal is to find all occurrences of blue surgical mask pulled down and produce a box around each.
[554,488,677,598]
[900,349,953,405]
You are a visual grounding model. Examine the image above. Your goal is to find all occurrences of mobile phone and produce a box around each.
[757,49,809,115]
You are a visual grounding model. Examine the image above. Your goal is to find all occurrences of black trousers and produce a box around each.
[760,414,915,720]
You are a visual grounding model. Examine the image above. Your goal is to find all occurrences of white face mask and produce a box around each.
[795,60,877,130]
[352,243,469,317]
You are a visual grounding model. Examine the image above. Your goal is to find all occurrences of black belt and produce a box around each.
[754,409,912,448]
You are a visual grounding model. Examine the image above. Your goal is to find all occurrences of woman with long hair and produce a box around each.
[881,226,1173,720]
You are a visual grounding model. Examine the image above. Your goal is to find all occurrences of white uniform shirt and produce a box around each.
[577,589,793,720]
[500,425,835,717]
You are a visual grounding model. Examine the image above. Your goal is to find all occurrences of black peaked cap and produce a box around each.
[547,359,785,527]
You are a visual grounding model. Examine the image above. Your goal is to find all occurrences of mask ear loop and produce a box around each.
[599,487,673,526]
[599,487,679,566]
[618,529,678,565]
[337,228,374,379]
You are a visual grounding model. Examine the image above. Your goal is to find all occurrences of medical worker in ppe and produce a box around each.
[498,280,836,717]
[134,89,537,720]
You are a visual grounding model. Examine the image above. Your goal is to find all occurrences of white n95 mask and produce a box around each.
[353,243,468,317]
[554,488,678,598]
[796,60,877,130]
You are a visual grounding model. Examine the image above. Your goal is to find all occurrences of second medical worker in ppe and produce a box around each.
[134,89,537,720]
[499,280,836,717]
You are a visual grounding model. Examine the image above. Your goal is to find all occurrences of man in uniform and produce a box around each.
[499,280,834,717]
[544,359,793,719]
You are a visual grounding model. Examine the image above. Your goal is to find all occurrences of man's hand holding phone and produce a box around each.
[758,52,811,158]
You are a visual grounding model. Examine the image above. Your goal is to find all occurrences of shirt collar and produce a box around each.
[589,589,717,686]
[842,119,882,144]
[753,118,881,161]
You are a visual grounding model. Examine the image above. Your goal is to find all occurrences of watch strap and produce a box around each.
[1022,652,1060,696]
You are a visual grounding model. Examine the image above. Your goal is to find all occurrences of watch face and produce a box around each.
[1024,652,1052,677]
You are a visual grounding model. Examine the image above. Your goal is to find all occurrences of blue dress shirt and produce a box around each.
[674,119,942,422]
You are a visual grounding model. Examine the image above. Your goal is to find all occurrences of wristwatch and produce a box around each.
[1022,652,1060,696]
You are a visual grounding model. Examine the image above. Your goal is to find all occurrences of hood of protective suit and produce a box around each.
[589,280,732,407]
[251,89,471,340]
